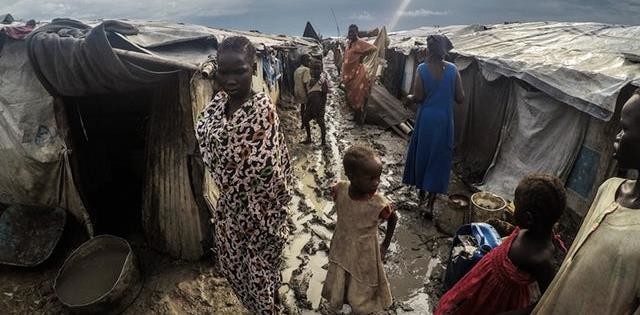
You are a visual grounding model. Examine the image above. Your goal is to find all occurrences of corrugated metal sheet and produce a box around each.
[143,72,210,260]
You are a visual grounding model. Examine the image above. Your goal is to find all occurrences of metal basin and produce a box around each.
[54,235,142,314]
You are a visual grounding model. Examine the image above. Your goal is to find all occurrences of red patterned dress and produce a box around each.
[435,228,539,315]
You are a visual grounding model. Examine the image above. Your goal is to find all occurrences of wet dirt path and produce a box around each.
[278,55,453,314]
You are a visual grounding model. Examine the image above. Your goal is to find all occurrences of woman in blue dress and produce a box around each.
[403,35,465,217]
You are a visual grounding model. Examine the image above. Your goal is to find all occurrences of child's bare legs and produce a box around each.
[302,117,326,146]
[426,193,437,212]
[303,120,312,144]
[419,190,436,219]
[357,98,368,126]
[318,116,327,145]
[300,103,306,129]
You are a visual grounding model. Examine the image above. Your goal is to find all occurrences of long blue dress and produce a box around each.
[403,62,457,194]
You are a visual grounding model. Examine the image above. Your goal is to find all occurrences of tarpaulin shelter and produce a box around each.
[1,14,13,24]
[383,22,640,216]
[0,17,318,260]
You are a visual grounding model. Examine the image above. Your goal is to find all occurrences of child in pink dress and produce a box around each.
[321,144,399,314]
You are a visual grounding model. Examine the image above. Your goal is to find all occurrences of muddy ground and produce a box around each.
[277,56,460,314]
[0,56,501,315]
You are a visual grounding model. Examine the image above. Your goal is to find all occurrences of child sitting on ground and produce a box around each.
[321,144,398,314]
[435,174,567,315]
[302,58,330,145]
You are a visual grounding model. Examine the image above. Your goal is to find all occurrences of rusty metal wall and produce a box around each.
[142,72,210,260]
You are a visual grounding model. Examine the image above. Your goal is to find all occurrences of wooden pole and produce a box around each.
[112,48,200,72]
[331,8,341,37]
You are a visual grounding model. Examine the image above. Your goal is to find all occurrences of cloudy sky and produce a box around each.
[2,0,639,36]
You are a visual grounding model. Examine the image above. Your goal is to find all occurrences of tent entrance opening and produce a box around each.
[64,90,152,237]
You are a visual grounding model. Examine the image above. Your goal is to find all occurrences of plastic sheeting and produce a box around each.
[478,81,589,200]
[381,49,406,97]
[0,39,91,233]
[454,60,512,183]
[25,19,320,98]
[363,26,389,84]
[303,22,320,41]
[388,22,640,121]
[123,20,318,54]
[26,19,183,97]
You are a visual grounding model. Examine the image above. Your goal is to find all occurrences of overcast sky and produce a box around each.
[2,0,639,36]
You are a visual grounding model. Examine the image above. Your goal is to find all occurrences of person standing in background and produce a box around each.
[403,34,464,217]
[294,54,312,129]
[342,24,377,125]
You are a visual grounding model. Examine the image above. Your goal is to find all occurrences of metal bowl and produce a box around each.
[54,235,142,314]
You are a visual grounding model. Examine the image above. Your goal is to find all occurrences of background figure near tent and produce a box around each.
[342,24,377,125]
[533,89,640,315]
[403,34,464,217]
[436,174,567,315]
[294,54,312,129]
[333,42,343,76]
[302,58,330,145]
[195,36,293,314]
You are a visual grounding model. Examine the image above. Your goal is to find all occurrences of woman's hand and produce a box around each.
[404,94,418,111]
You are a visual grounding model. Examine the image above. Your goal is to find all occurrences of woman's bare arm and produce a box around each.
[409,71,425,104]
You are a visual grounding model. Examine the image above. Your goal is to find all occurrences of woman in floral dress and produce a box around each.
[195,36,293,314]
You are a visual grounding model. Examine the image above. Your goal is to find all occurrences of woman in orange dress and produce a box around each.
[341,24,377,125]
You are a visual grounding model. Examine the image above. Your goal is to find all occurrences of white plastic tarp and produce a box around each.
[122,20,319,59]
[478,81,589,200]
[388,22,640,121]
[0,40,91,233]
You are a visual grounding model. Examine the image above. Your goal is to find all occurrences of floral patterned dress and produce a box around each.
[195,91,293,314]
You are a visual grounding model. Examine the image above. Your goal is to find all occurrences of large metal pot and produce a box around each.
[54,235,142,314]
